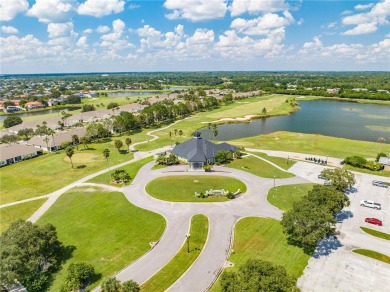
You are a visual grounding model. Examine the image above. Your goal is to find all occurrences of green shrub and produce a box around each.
[111,169,131,183]
[345,156,367,168]
[3,116,23,128]
[364,160,382,171]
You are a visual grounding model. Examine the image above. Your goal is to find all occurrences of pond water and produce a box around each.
[198,100,390,142]
[107,91,162,97]
[0,107,79,122]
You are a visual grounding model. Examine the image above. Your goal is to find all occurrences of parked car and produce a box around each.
[360,200,381,210]
[365,218,383,226]
[372,180,388,188]
[318,174,328,180]
[324,180,332,186]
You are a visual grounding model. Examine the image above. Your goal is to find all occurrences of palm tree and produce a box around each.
[174,128,178,136]
[212,123,218,138]
[43,136,50,152]
[178,129,183,137]
[378,137,386,153]
[125,138,132,151]
[65,146,74,168]
[101,277,121,292]
[103,148,110,164]
[72,134,80,150]
[169,131,172,140]
[114,139,123,152]
[47,129,56,151]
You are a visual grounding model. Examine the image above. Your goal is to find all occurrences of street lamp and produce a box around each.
[186,234,190,253]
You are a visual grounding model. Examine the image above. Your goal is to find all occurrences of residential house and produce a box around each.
[27,127,87,152]
[25,101,44,110]
[0,144,43,167]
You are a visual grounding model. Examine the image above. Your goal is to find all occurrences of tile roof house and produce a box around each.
[0,144,43,167]
[172,132,237,170]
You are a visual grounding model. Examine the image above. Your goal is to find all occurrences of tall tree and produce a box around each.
[72,134,80,150]
[47,128,56,151]
[103,148,110,164]
[66,146,75,168]
[178,129,183,137]
[220,259,299,292]
[0,220,64,292]
[320,168,356,191]
[114,140,123,153]
[212,123,218,138]
[18,128,35,140]
[43,136,50,151]
[125,138,132,150]
[207,122,212,139]
[61,262,95,292]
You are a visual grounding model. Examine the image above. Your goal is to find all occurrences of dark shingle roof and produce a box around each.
[172,137,237,162]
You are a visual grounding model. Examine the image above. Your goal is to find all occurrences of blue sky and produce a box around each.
[1,0,389,73]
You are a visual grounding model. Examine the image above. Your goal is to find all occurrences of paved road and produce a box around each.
[14,145,388,292]
[104,162,308,291]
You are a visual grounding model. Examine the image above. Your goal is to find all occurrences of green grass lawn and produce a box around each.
[267,184,317,212]
[145,176,246,202]
[226,155,295,179]
[141,214,209,292]
[37,187,165,291]
[360,227,390,240]
[88,156,153,186]
[0,199,46,234]
[210,217,310,292]
[247,151,297,170]
[233,131,390,159]
[0,139,134,204]
[353,249,390,264]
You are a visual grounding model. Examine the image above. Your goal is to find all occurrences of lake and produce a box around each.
[198,100,390,142]
[0,107,79,122]
[107,91,162,97]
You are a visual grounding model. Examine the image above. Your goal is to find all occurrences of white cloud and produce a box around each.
[342,0,390,35]
[343,22,378,35]
[100,19,132,51]
[0,0,29,21]
[76,36,88,47]
[297,18,304,25]
[1,25,19,34]
[341,10,353,15]
[128,3,140,10]
[0,34,43,63]
[355,3,374,10]
[27,0,75,23]
[83,28,93,34]
[47,22,74,38]
[229,0,288,17]
[164,0,227,21]
[77,0,125,17]
[385,33,390,37]
[327,22,337,28]
[96,25,110,33]
[230,11,294,35]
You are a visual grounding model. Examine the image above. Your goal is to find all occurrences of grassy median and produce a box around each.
[267,184,317,212]
[145,176,246,202]
[353,249,390,264]
[141,214,209,292]
[226,155,295,179]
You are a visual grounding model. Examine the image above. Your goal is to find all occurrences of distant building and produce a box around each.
[25,101,44,110]
[172,132,237,170]
[326,88,340,94]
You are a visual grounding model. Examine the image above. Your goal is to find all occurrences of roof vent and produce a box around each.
[193,131,201,139]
